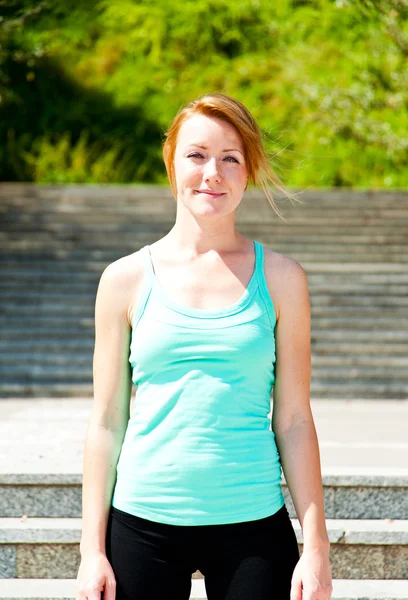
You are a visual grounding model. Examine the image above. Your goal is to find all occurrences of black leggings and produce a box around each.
[106,504,300,600]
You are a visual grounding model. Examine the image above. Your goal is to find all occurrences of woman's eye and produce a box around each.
[187,153,239,163]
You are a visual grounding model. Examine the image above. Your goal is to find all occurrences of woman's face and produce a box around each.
[173,113,248,218]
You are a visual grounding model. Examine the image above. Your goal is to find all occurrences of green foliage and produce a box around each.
[1,0,407,186]
[21,131,143,183]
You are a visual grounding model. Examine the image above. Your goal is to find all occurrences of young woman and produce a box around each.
[76,93,332,600]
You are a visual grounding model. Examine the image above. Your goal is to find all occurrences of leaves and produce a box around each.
[0,0,407,185]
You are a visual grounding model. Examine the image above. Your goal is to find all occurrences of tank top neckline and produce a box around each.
[144,240,261,318]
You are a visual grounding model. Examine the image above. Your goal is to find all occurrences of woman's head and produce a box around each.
[162,93,298,220]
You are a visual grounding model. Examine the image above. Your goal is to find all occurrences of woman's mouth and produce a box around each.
[195,190,225,196]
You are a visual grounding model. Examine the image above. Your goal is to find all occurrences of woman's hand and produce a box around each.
[290,547,333,600]
[76,552,116,600]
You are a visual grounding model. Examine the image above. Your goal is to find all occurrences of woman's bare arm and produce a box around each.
[77,255,142,600]
[80,260,134,555]
[266,253,332,599]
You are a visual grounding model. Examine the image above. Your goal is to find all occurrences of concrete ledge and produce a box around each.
[0,517,407,579]
[1,473,407,486]
[1,517,407,545]
[1,473,407,519]
[1,579,408,600]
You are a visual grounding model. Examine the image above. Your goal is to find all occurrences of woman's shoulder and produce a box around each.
[262,245,309,322]
[102,248,146,278]
[263,245,306,276]
[96,248,147,327]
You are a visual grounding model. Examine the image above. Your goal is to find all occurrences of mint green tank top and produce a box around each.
[111,240,285,525]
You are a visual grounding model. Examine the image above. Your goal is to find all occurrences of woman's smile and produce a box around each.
[195,190,226,196]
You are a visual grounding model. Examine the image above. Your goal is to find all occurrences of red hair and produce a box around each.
[162,93,301,220]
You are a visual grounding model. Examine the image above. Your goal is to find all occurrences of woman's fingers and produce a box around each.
[103,577,116,600]
[290,564,303,600]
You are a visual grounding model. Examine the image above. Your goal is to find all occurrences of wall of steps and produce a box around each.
[1,183,408,400]
[0,473,407,598]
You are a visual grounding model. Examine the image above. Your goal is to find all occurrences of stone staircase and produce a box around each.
[1,183,408,399]
[0,455,407,598]
[0,184,407,598]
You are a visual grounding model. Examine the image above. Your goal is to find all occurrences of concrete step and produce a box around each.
[1,579,408,600]
[1,339,406,356]
[2,327,407,342]
[2,199,408,219]
[1,234,407,253]
[2,198,408,217]
[310,299,408,309]
[0,517,407,579]
[3,194,408,213]
[1,363,407,382]
[4,194,408,212]
[20,206,407,218]
[0,356,91,368]
[0,181,406,198]
[2,236,408,252]
[3,207,407,225]
[312,342,408,355]
[2,244,408,264]
[6,196,408,214]
[1,352,407,370]
[312,356,408,367]
[3,266,408,280]
[1,381,407,400]
[1,370,407,392]
[2,292,408,310]
[1,240,407,257]
[2,302,408,317]
[0,340,94,352]
[0,367,92,378]
[2,284,408,301]
[308,381,408,399]
[310,366,408,379]
[1,314,406,330]
[0,384,92,398]
[1,474,406,520]
[4,252,408,264]
[2,243,407,262]
[3,206,408,220]
[1,223,408,235]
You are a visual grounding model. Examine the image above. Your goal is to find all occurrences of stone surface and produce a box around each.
[15,544,80,579]
[1,517,407,579]
[2,517,408,545]
[385,546,408,580]
[1,478,406,519]
[0,400,90,476]
[0,547,15,578]
[0,578,77,599]
[2,579,408,600]
[1,399,407,477]
[333,486,408,520]
[331,579,408,599]
[0,519,82,544]
[337,520,408,545]
[330,545,385,579]
[0,486,81,519]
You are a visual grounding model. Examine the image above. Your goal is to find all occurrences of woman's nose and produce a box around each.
[203,158,221,182]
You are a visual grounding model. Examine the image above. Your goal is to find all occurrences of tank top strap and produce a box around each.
[130,246,154,329]
[141,245,155,283]
[254,241,277,330]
